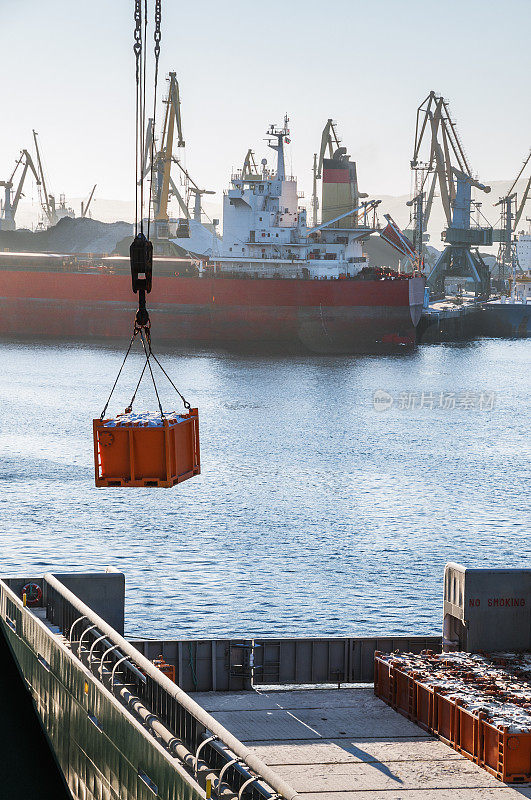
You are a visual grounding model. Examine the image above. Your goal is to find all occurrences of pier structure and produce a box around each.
[1,569,530,799]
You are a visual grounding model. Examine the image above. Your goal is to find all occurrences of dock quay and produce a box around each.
[1,567,530,799]
[417,300,483,343]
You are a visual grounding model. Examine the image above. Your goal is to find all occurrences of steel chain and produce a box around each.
[133,0,142,77]
[154,0,161,58]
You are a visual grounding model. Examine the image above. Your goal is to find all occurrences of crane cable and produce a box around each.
[147,0,161,241]
[133,0,142,236]
[100,0,190,421]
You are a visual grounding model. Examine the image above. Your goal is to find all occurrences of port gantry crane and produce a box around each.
[410,91,493,298]
[492,149,531,285]
[141,71,215,246]
[0,148,40,231]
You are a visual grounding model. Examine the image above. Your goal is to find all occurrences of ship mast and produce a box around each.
[266,114,290,180]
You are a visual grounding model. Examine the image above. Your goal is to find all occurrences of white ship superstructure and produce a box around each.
[216,117,376,279]
[516,232,531,271]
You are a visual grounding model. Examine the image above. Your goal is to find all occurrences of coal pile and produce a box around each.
[0,217,133,255]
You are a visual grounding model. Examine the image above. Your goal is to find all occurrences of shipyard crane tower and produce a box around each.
[411,91,492,298]
[0,149,40,231]
[142,72,215,248]
[492,149,531,286]
[312,119,368,229]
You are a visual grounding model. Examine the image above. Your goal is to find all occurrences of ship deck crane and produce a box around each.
[307,199,381,234]
[242,149,260,180]
[311,120,341,227]
[0,149,40,231]
[312,119,367,228]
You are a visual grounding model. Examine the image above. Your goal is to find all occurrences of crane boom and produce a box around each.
[155,72,186,222]
[514,175,531,231]
[508,149,531,197]
[32,129,55,225]
[316,119,340,179]
[81,184,97,217]
[307,199,380,234]
[12,150,40,214]
[168,176,190,219]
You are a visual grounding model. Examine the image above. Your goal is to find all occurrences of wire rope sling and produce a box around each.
[93,0,200,488]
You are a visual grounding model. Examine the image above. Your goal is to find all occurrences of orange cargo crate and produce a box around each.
[152,657,176,683]
[480,719,531,784]
[93,409,200,488]
[455,701,481,763]
[415,679,435,732]
[433,691,457,745]
[374,652,394,705]
[394,667,417,721]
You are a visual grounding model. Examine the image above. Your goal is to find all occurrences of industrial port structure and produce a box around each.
[1,565,530,798]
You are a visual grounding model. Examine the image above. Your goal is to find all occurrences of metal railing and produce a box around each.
[44,573,299,800]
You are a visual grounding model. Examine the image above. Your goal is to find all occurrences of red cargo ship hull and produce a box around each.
[0,269,424,353]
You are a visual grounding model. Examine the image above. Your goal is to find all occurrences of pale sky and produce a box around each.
[2,0,530,222]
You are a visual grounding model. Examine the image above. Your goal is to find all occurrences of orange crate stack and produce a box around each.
[93,409,200,488]
[373,651,531,784]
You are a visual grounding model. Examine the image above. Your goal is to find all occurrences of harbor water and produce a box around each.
[0,337,529,640]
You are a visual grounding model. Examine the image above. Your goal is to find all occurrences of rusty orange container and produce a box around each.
[152,656,176,683]
[93,409,200,488]
[480,720,531,784]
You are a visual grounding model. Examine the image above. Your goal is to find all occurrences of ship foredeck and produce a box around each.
[191,686,531,799]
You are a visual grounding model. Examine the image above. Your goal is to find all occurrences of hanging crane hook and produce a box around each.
[130,232,153,330]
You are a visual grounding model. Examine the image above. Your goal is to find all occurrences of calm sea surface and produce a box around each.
[0,337,529,640]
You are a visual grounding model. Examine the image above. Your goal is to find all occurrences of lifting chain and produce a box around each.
[133,0,142,81]
[154,0,161,60]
